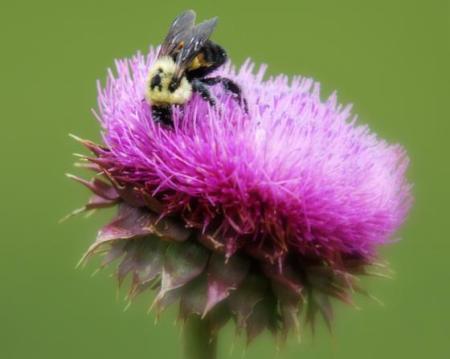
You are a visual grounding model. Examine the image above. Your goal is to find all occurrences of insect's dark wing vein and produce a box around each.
[159,10,196,57]
[175,17,218,75]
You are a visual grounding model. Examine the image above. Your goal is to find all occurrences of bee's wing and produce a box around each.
[158,10,196,57]
[174,17,218,77]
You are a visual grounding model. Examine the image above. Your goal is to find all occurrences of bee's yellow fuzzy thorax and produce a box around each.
[145,57,192,106]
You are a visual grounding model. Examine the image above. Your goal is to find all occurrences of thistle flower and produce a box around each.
[69,47,412,344]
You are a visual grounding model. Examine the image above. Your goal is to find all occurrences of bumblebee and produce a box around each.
[145,10,247,126]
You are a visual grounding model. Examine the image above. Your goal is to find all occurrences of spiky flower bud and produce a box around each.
[69,48,412,343]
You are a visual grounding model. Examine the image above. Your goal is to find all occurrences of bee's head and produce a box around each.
[145,56,192,106]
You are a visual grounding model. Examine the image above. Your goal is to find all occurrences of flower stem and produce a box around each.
[183,314,217,359]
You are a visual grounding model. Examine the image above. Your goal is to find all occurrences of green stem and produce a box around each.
[183,314,217,359]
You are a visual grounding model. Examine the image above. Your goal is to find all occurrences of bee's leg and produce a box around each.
[191,78,216,106]
[201,77,248,113]
[151,105,173,126]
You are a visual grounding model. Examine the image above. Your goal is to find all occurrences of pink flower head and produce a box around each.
[70,46,412,341]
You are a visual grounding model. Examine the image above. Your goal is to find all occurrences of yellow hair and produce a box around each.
[145,57,192,106]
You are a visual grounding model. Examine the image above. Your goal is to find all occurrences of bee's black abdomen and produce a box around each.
[151,105,173,126]
[186,40,228,80]
[202,41,227,67]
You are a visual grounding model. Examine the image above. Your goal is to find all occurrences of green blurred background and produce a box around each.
[1,0,448,358]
